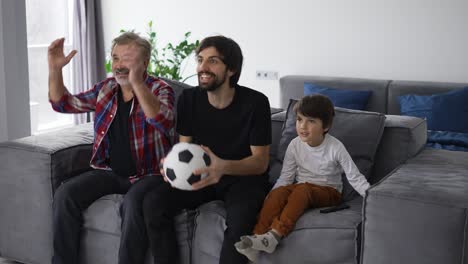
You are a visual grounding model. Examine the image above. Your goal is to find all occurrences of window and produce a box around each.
[26,0,74,134]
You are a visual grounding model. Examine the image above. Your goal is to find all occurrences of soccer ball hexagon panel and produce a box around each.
[163,142,210,190]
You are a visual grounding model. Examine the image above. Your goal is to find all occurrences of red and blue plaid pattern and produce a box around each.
[50,75,175,182]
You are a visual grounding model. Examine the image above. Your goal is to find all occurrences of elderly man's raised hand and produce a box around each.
[48,38,77,71]
[128,58,147,88]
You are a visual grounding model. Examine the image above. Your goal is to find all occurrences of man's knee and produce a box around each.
[53,182,77,210]
[142,190,172,227]
[120,192,141,218]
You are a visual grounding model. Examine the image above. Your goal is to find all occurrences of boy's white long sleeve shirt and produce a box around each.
[273,134,370,196]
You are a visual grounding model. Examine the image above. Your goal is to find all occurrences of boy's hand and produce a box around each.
[191,146,224,190]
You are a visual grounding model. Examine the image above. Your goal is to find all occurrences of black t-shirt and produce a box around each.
[176,85,272,183]
[108,89,137,177]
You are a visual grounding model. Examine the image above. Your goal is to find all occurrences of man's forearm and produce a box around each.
[48,70,66,102]
[220,155,269,176]
[133,83,160,118]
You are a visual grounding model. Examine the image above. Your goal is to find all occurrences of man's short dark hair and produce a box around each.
[196,36,243,87]
[294,94,335,131]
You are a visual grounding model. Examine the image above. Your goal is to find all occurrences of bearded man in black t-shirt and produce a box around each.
[142,36,272,264]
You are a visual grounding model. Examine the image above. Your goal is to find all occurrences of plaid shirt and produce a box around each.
[50,75,175,182]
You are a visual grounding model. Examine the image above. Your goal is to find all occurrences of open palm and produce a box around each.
[48,38,77,70]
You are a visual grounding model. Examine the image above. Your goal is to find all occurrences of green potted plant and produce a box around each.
[105,21,199,82]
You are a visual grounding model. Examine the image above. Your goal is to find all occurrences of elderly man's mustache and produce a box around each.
[115,68,130,74]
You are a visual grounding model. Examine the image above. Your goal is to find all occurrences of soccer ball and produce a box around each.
[163,142,211,191]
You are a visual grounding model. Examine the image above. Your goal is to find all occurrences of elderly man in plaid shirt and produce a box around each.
[48,32,174,264]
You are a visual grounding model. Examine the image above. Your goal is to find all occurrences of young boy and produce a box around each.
[235,94,370,262]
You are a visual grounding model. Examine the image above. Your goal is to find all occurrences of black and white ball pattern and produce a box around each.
[163,142,211,190]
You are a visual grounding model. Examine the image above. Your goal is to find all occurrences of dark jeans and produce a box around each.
[143,176,268,264]
[52,169,164,264]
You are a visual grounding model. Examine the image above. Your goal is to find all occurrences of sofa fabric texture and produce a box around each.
[3,75,467,264]
[303,82,373,110]
[0,123,94,264]
[279,75,390,113]
[362,148,468,264]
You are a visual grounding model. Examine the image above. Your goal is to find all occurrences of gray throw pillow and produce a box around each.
[276,99,386,201]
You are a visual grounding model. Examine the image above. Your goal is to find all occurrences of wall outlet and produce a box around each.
[256,71,278,80]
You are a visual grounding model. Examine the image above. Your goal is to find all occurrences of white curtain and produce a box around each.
[72,0,105,124]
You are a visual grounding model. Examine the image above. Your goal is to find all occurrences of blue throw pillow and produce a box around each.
[304,83,372,110]
[398,94,434,129]
[432,87,468,133]
[398,87,468,133]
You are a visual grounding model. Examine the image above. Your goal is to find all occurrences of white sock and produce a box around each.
[242,231,279,253]
[235,240,259,262]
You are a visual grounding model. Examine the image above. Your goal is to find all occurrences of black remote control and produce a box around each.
[319,203,350,214]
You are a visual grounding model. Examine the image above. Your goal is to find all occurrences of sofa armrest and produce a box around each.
[0,122,93,263]
[371,115,427,184]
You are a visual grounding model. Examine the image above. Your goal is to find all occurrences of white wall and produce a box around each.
[0,0,30,142]
[100,0,468,107]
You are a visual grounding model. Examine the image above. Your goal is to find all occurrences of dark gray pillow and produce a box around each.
[276,99,386,201]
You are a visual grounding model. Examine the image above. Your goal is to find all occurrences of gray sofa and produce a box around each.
[0,75,467,264]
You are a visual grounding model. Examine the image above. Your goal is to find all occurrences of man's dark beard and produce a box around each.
[198,71,227,91]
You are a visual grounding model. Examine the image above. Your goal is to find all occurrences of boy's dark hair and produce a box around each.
[294,94,335,131]
[196,35,243,87]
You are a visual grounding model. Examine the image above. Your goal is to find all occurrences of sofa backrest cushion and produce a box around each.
[398,86,468,133]
[160,77,194,114]
[304,82,372,110]
[160,78,194,144]
[387,80,468,115]
[276,99,386,200]
[279,75,390,113]
[432,87,468,133]
[398,94,434,126]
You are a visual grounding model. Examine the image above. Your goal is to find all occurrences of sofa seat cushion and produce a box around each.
[191,201,227,264]
[83,194,123,235]
[190,199,363,264]
[369,148,468,204]
[293,197,362,230]
[257,197,362,264]
[362,148,468,264]
[82,194,195,264]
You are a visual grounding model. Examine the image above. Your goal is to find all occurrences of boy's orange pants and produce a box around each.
[253,182,341,236]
